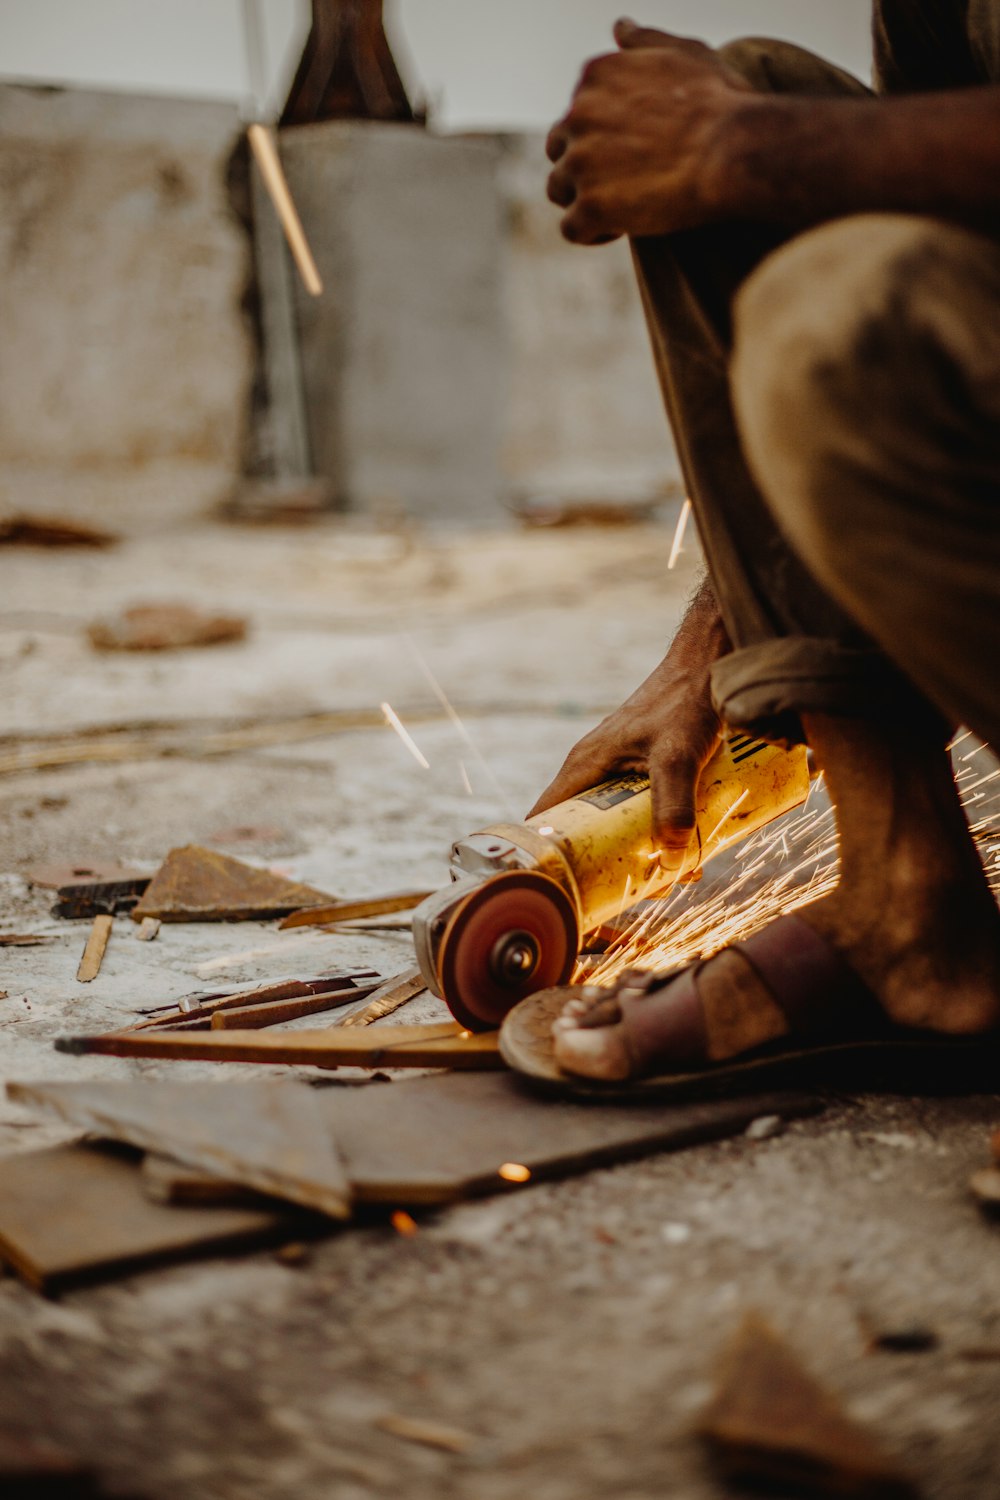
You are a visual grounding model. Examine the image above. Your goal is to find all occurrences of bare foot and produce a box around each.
[554,715,1000,1081]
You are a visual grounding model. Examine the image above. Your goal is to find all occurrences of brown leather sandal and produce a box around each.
[500,914,1000,1100]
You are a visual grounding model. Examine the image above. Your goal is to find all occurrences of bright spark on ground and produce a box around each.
[380,702,430,770]
[498,1163,531,1182]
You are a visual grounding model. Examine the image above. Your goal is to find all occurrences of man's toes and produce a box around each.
[553,1021,632,1080]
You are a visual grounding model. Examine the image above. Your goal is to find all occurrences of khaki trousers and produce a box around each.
[633,35,1000,748]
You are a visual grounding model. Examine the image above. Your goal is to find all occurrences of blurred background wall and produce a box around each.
[0,2,873,526]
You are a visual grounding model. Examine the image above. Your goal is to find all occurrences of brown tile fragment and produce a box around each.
[699,1314,919,1498]
[131,844,334,922]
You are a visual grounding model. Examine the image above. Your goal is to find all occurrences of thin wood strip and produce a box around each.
[211,984,378,1030]
[339,972,426,1028]
[56,1023,503,1071]
[279,891,431,930]
[131,973,379,1031]
[76,915,112,983]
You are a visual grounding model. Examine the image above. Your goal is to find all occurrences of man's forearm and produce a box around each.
[713,88,1000,235]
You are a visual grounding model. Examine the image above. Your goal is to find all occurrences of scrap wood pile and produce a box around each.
[0,836,828,1294]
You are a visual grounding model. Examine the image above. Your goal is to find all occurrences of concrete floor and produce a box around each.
[1,513,998,1500]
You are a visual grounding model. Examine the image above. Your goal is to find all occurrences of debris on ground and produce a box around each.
[86,603,247,652]
[10,1079,352,1219]
[510,493,669,528]
[374,1413,476,1455]
[7,1076,821,1270]
[0,1141,295,1294]
[698,1313,919,1499]
[130,844,335,922]
[279,889,431,929]
[75,914,113,983]
[53,874,150,920]
[0,932,56,947]
[128,971,380,1031]
[0,514,118,548]
[141,1152,266,1208]
[338,969,426,1027]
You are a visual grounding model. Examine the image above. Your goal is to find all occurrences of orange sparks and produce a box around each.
[498,1163,531,1183]
[667,498,692,569]
[391,1210,419,1237]
[381,702,430,770]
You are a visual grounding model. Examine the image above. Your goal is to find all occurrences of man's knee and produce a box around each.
[718,37,870,97]
[730,214,998,573]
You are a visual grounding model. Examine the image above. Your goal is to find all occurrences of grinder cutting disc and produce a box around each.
[436,870,578,1032]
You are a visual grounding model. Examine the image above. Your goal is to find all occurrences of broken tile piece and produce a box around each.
[131,844,335,922]
[699,1313,919,1499]
[10,1079,352,1219]
[0,1142,291,1293]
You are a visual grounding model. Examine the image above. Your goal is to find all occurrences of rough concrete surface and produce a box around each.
[0,513,998,1500]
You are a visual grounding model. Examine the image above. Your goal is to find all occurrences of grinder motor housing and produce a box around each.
[413,734,811,1032]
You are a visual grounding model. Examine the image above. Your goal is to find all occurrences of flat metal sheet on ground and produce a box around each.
[317,1073,824,1204]
[9,1079,352,1219]
[10,1075,822,1212]
[0,1142,292,1293]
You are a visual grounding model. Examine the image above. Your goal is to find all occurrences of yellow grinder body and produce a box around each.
[413,733,811,1031]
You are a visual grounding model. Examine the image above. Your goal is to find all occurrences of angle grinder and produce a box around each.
[412,734,812,1031]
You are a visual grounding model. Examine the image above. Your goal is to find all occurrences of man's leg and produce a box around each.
[553,47,1000,1081]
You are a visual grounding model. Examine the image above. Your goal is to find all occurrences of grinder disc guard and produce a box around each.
[436,871,578,1031]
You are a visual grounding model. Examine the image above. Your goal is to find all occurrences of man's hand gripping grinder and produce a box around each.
[412,735,811,1031]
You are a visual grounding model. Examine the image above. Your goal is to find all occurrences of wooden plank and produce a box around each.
[55,1022,503,1071]
[339,970,425,1027]
[134,917,161,941]
[10,1080,352,1219]
[0,1142,292,1293]
[279,891,431,930]
[76,915,112,983]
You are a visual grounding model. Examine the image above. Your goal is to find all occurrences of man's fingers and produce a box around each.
[560,199,619,245]
[545,122,568,163]
[649,750,700,858]
[546,162,576,209]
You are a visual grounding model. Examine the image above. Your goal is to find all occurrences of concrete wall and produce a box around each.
[0,84,679,526]
[281,123,506,520]
[278,124,677,518]
[499,135,677,502]
[0,83,252,525]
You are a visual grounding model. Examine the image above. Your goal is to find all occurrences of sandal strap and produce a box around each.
[614,913,883,1073]
[733,914,882,1039]
[619,962,708,1069]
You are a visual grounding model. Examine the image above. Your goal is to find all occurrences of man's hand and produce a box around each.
[528,579,730,873]
[546,18,755,245]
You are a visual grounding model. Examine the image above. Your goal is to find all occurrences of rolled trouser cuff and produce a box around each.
[710,639,936,745]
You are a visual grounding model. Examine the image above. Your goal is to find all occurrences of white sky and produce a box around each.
[0,1,873,130]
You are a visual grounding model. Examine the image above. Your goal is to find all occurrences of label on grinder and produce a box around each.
[576,773,649,810]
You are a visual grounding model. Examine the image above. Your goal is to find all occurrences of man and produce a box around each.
[529,9,1000,1081]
